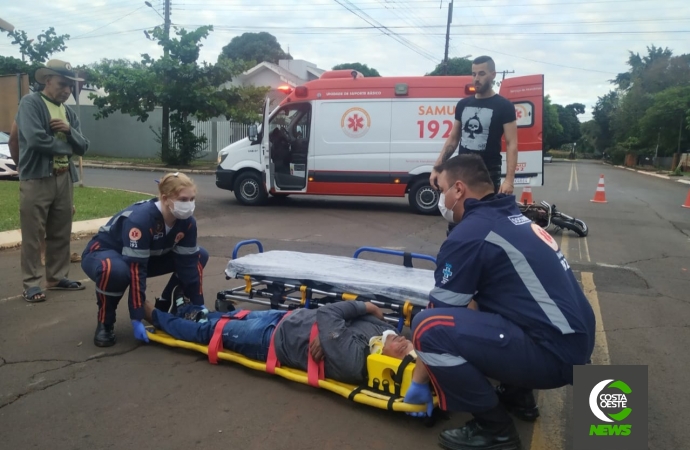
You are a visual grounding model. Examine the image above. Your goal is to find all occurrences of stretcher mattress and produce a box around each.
[145,327,436,413]
[225,250,435,307]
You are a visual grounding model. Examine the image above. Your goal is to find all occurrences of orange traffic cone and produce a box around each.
[682,188,690,209]
[520,186,534,204]
[591,174,608,203]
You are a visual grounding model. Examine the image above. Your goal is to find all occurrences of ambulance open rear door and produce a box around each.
[260,97,274,194]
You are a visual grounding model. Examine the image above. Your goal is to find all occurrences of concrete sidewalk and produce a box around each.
[613,165,690,184]
[0,217,109,250]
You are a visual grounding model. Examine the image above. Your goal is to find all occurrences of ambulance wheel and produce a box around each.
[234,171,268,206]
[409,180,440,215]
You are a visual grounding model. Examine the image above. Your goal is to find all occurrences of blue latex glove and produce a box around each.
[403,381,434,417]
[132,320,149,343]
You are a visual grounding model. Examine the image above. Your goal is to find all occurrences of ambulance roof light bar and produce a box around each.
[277,85,293,95]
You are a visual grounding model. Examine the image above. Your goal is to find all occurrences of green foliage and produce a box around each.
[592,45,690,157]
[543,95,563,150]
[426,57,472,76]
[0,55,42,78]
[5,27,69,63]
[220,32,290,65]
[332,62,381,77]
[88,26,267,166]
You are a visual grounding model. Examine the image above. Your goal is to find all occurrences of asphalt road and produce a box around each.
[0,161,688,450]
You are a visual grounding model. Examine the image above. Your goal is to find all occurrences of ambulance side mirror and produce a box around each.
[248,124,258,142]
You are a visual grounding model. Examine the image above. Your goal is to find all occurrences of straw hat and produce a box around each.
[35,59,84,84]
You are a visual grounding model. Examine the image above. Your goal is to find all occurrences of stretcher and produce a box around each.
[146,239,439,414]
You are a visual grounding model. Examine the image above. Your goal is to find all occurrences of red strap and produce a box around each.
[266,310,292,374]
[307,322,325,387]
[207,310,251,364]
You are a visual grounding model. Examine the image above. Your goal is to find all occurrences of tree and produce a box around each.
[577,120,600,154]
[0,55,37,76]
[552,103,585,149]
[332,62,380,77]
[592,91,620,151]
[426,57,472,76]
[543,95,563,151]
[219,32,290,65]
[638,86,690,156]
[88,26,269,166]
[5,27,69,63]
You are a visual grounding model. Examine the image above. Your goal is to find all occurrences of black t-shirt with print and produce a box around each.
[454,94,516,171]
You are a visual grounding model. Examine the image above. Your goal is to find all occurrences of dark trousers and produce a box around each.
[412,307,571,413]
[152,308,286,361]
[81,246,209,324]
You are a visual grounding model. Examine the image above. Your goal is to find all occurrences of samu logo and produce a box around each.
[441,263,452,284]
[589,379,632,436]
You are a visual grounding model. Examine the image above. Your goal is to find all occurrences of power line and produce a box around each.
[70,5,147,39]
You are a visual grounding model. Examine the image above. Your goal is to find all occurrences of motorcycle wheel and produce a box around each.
[551,217,588,237]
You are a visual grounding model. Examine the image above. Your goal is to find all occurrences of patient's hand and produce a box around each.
[365,302,384,320]
[309,336,324,362]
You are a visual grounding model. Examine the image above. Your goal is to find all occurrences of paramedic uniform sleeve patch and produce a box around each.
[430,238,484,308]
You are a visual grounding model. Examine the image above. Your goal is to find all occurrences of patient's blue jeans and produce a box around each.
[152,308,287,361]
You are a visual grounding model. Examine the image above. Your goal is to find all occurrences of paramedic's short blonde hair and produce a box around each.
[158,172,196,198]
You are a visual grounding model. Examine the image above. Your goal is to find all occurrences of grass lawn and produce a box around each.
[0,181,153,232]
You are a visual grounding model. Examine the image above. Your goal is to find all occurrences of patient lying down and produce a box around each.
[144,300,414,385]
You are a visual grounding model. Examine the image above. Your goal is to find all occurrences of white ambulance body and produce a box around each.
[215,70,544,214]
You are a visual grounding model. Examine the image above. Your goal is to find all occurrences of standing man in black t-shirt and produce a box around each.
[430,55,518,196]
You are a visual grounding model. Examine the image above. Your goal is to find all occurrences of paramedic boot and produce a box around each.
[438,405,521,450]
[94,323,116,347]
[496,384,540,422]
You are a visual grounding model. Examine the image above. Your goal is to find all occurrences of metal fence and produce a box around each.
[169,120,251,154]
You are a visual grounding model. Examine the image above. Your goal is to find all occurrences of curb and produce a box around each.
[613,165,690,184]
[0,217,110,251]
[81,162,216,175]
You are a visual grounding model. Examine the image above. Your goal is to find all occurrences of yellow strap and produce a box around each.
[342,293,358,301]
[300,285,307,305]
[244,275,252,293]
[403,301,413,327]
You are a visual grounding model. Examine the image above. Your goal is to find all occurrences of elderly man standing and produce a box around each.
[15,59,89,302]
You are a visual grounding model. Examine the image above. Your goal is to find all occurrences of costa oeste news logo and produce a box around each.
[573,365,647,450]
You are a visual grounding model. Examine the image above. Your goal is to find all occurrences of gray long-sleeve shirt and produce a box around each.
[15,92,89,182]
[273,301,395,385]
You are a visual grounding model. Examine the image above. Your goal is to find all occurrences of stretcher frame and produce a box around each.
[147,239,439,414]
[215,240,434,332]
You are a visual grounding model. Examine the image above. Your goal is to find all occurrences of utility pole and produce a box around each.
[499,70,515,81]
[443,0,453,75]
[162,0,171,162]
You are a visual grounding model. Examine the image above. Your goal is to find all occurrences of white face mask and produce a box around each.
[170,200,195,220]
[438,191,458,223]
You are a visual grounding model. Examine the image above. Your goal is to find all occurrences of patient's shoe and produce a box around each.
[94,323,116,347]
[154,297,172,313]
[438,419,521,450]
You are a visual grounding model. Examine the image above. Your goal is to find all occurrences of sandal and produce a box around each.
[46,278,86,291]
[23,286,46,303]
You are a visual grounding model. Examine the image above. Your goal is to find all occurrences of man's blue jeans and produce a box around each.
[152,308,287,361]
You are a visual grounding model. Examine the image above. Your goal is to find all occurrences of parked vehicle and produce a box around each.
[216,70,545,214]
[0,131,18,180]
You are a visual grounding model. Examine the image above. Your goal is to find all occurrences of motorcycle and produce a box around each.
[518,201,589,237]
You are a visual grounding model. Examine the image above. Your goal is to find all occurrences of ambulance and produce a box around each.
[215,70,544,214]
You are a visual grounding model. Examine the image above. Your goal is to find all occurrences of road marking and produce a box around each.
[567,163,580,192]
[560,232,570,260]
[583,237,591,262]
[581,272,610,365]
[530,271,609,450]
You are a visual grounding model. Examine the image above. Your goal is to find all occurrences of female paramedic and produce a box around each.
[81,172,209,348]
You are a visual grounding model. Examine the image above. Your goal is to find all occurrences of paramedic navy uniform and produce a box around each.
[81,198,209,325]
[412,194,595,413]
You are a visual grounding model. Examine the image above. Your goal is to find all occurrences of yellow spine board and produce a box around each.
[146,330,437,413]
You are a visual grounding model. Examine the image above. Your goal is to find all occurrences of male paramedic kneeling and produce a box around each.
[403,154,595,450]
[81,172,209,347]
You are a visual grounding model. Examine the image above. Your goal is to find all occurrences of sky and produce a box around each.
[1,0,689,121]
